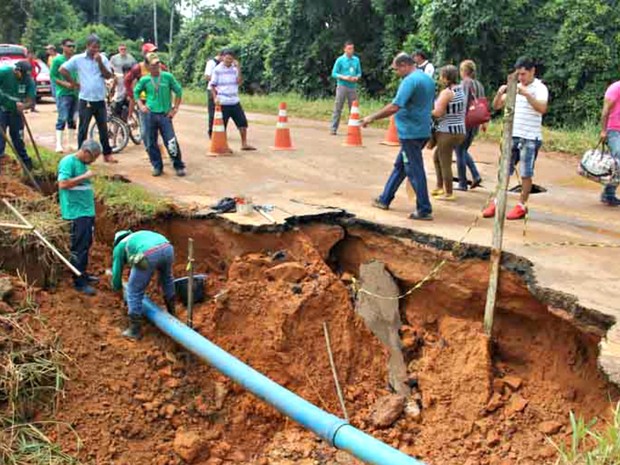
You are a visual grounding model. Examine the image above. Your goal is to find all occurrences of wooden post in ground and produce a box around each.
[186,238,194,328]
[484,73,518,336]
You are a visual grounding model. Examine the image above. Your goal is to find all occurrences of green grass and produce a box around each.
[548,403,620,464]
[183,89,598,155]
[35,146,171,222]
[183,88,391,127]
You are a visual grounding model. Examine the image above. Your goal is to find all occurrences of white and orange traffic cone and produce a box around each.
[270,102,294,151]
[380,116,400,146]
[209,104,232,156]
[343,100,363,147]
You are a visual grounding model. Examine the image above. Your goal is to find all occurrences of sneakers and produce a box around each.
[601,196,620,207]
[152,168,163,177]
[470,178,482,190]
[431,188,444,197]
[330,130,337,136]
[175,168,186,177]
[483,200,528,220]
[74,284,96,296]
[482,201,496,218]
[408,211,433,221]
[372,197,389,210]
[436,193,456,202]
[85,274,100,284]
[506,203,528,220]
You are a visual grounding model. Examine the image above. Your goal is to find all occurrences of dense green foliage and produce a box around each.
[171,0,620,127]
[2,0,619,127]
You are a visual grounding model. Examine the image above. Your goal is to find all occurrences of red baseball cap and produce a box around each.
[142,43,158,54]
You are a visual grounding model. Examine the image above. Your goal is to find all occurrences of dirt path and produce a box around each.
[26,100,620,381]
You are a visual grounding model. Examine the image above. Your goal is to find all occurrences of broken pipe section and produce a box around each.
[139,295,426,465]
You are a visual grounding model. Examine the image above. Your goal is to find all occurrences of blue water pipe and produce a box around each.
[139,295,427,465]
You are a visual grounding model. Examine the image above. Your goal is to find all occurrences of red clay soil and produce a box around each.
[14,218,619,465]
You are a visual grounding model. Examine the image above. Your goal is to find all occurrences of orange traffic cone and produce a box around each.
[380,116,400,146]
[343,100,363,147]
[209,104,232,156]
[270,102,294,151]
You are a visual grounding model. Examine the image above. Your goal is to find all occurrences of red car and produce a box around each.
[0,43,52,101]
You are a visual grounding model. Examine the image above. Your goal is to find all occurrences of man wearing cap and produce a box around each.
[134,53,186,177]
[57,139,103,296]
[0,60,36,170]
[111,229,177,340]
[50,38,78,153]
[45,44,59,99]
[125,43,165,154]
[59,34,116,163]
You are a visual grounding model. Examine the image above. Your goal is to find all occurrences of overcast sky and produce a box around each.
[179,0,220,17]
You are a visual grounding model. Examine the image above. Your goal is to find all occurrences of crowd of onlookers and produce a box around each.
[333,42,620,221]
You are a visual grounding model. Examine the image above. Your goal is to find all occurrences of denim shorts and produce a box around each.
[510,137,542,178]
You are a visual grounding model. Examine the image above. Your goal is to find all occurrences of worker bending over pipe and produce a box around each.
[112,230,177,339]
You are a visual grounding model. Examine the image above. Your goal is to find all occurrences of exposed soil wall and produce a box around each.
[2,203,618,464]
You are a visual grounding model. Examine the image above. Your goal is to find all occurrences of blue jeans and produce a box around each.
[454,128,481,189]
[603,130,620,200]
[70,216,94,288]
[56,95,77,130]
[126,244,175,317]
[510,137,541,178]
[145,112,185,171]
[0,110,32,169]
[139,108,153,153]
[378,138,432,216]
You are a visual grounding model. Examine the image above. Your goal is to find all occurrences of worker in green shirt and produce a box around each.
[134,53,186,177]
[111,229,177,340]
[57,139,103,296]
[50,38,79,153]
[0,61,36,171]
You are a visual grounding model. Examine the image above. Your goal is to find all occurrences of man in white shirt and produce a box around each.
[413,50,435,78]
[210,49,255,151]
[486,57,549,220]
[204,52,221,139]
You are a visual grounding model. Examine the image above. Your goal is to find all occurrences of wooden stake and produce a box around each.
[484,73,518,336]
[1,199,81,277]
[323,321,349,420]
[22,113,44,168]
[0,128,43,194]
[0,222,35,230]
[187,238,194,328]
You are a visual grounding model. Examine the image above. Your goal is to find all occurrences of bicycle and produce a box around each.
[88,98,130,154]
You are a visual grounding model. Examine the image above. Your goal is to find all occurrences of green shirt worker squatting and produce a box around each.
[57,140,103,295]
[0,61,36,172]
[111,230,177,340]
[330,41,362,135]
[133,52,186,177]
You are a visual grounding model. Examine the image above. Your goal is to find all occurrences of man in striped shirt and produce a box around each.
[486,57,549,220]
[210,49,255,151]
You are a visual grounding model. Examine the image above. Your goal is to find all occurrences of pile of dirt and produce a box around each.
[13,219,619,465]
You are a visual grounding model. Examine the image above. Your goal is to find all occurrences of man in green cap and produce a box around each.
[0,60,36,171]
[134,52,186,177]
[57,139,102,295]
[111,229,177,340]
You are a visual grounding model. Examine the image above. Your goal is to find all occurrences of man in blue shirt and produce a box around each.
[361,53,435,221]
[330,41,362,135]
[60,34,117,163]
